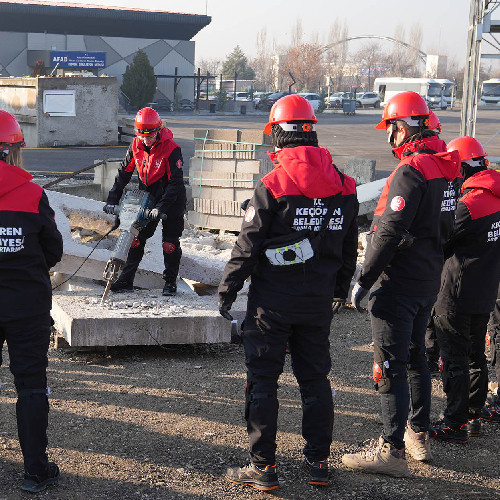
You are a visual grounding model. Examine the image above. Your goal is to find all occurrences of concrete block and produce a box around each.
[189,171,260,188]
[188,211,244,232]
[356,177,387,218]
[194,129,239,159]
[194,198,243,217]
[344,158,377,185]
[189,157,238,173]
[93,159,122,201]
[51,289,248,346]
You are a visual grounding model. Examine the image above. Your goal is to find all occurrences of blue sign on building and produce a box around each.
[50,51,106,68]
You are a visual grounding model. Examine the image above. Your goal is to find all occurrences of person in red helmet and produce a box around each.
[343,91,461,476]
[429,137,500,442]
[0,111,63,492]
[103,107,186,296]
[219,94,359,490]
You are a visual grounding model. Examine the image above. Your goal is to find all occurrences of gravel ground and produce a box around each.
[1,306,499,500]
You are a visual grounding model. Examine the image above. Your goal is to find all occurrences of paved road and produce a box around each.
[24,107,500,182]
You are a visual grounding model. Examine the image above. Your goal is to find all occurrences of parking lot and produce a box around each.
[23,107,500,181]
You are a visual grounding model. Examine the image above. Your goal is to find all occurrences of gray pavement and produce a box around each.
[23,107,500,181]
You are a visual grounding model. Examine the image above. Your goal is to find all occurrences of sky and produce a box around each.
[50,0,476,68]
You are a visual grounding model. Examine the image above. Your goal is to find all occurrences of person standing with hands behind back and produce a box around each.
[218,94,359,490]
[0,111,63,493]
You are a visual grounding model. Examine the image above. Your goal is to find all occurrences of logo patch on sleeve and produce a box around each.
[390,196,405,212]
[244,206,255,222]
[176,159,183,169]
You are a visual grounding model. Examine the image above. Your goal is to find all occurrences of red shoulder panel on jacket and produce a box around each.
[342,174,357,195]
[461,188,500,220]
[0,182,42,213]
[262,166,302,199]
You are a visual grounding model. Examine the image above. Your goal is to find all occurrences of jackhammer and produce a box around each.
[100,189,165,304]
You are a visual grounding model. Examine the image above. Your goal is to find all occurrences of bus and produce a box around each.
[373,77,449,109]
[480,79,500,105]
[435,79,457,108]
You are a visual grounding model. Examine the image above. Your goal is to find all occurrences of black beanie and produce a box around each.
[271,121,318,149]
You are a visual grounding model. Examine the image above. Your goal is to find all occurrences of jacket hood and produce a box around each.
[462,169,500,197]
[268,146,344,198]
[0,160,32,198]
[392,135,446,158]
[394,136,461,182]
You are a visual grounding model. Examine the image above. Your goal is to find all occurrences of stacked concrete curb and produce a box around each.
[188,129,273,232]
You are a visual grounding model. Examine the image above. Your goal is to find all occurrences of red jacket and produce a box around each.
[107,127,186,216]
[219,146,359,314]
[436,169,500,313]
[359,135,461,296]
[0,160,63,321]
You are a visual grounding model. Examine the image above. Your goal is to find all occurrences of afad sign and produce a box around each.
[50,51,106,68]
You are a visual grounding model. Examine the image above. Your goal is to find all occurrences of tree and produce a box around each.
[31,59,46,77]
[251,28,276,90]
[221,46,255,80]
[352,42,385,91]
[121,50,156,107]
[284,42,324,92]
[325,19,349,90]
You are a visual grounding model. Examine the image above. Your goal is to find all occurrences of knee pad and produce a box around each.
[373,344,407,394]
[162,241,177,254]
[298,378,332,405]
[14,373,47,394]
[245,374,278,421]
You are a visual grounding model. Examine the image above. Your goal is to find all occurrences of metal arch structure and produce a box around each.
[461,0,500,137]
[320,35,427,64]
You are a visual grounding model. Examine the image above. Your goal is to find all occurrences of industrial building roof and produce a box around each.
[0,0,211,40]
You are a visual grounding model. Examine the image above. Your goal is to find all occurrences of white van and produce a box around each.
[480,79,500,105]
[373,77,448,109]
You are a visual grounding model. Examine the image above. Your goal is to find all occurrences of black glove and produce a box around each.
[219,304,234,321]
[103,204,115,215]
[148,208,161,221]
[332,298,346,314]
[351,283,369,312]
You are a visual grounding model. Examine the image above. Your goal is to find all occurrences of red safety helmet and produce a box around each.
[264,94,317,135]
[375,91,429,129]
[134,107,163,137]
[0,110,25,146]
[447,136,488,161]
[428,110,441,132]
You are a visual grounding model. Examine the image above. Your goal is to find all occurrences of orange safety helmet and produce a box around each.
[447,136,488,161]
[134,107,163,137]
[264,94,317,135]
[428,110,441,133]
[0,110,25,146]
[375,91,429,130]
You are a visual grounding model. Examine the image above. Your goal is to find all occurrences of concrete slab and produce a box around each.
[52,286,248,347]
[344,158,376,185]
[356,177,387,218]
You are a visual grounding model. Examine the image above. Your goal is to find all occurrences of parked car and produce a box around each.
[324,92,347,108]
[355,92,382,108]
[179,99,194,111]
[146,98,173,112]
[257,91,290,111]
[297,92,323,111]
[253,92,270,108]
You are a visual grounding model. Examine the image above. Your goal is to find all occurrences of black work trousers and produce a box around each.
[434,306,490,425]
[118,214,184,285]
[488,299,500,384]
[242,302,334,466]
[369,287,435,450]
[0,313,51,475]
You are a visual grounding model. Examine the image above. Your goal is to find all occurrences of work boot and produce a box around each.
[304,458,329,486]
[225,463,279,491]
[404,424,432,462]
[162,281,177,296]
[110,279,134,293]
[21,462,59,493]
[341,437,410,477]
[467,418,482,437]
[429,420,468,444]
[480,402,500,423]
